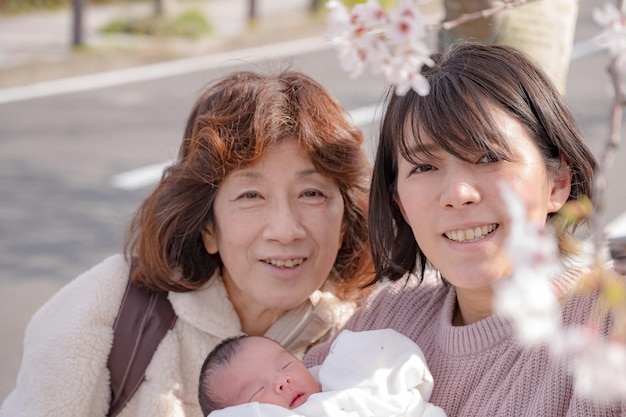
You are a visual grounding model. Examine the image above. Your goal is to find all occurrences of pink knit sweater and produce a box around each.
[304,271,626,417]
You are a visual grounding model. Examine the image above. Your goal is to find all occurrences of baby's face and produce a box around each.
[214,336,321,409]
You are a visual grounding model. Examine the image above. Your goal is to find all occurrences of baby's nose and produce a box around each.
[274,375,292,393]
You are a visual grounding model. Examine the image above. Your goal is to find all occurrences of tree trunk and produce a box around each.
[440,0,506,49]
[310,0,321,12]
[248,0,257,21]
[154,0,164,16]
[440,0,579,94]
[71,0,84,47]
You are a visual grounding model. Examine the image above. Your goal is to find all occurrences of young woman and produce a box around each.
[1,70,374,417]
[305,43,625,416]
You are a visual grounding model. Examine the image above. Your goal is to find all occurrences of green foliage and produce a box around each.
[0,0,144,14]
[100,8,212,38]
[0,0,65,13]
[166,8,211,37]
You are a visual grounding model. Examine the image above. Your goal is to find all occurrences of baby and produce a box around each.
[198,329,446,417]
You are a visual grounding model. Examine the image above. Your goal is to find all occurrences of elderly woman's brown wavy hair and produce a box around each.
[124,70,373,300]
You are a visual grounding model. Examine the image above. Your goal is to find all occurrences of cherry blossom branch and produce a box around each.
[324,0,535,96]
[587,0,626,262]
[499,0,626,400]
[591,57,624,255]
[426,0,529,32]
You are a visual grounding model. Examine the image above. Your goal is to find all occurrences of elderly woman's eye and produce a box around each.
[303,190,322,198]
[239,191,260,199]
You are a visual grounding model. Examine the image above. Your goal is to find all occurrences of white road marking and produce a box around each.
[571,37,606,61]
[110,160,172,190]
[0,33,607,190]
[0,36,328,104]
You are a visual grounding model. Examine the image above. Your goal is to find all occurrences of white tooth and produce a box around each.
[446,224,499,242]
[268,258,304,268]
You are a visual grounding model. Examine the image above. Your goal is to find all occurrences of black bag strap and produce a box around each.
[107,279,177,417]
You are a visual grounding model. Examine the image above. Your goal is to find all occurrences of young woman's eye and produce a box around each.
[477,153,498,164]
[411,164,435,174]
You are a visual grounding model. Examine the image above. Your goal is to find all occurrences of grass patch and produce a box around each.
[101,8,212,38]
[0,0,146,14]
[0,0,66,13]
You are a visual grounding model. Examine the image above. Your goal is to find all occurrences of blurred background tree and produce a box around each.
[439,0,579,93]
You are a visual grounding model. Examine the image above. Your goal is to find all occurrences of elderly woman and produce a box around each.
[1,70,373,417]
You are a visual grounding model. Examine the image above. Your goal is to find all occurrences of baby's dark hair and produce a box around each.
[198,335,249,416]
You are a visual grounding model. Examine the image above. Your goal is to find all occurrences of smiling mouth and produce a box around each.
[444,224,498,242]
[264,258,304,268]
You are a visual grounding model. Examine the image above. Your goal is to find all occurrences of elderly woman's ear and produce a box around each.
[202,222,218,255]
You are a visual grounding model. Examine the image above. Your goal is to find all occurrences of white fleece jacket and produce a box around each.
[1,254,353,417]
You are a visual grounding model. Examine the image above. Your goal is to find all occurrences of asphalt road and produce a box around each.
[1,0,624,402]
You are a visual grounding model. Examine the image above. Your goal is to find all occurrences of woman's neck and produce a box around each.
[453,287,495,326]
[220,271,287,335]
[237,305,285,336]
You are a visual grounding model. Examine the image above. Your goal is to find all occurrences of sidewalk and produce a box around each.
[0,0,329,88]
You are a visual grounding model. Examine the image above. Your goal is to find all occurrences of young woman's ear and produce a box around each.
[201,222,219,255]
[394,193,410,223]
[547,158,573,214]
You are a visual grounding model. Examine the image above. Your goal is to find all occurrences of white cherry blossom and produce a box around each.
[496,184,626,401]
[494,185,563,345]
[594,2,626,72]
[568,331,626,404]
[324,0,433,95]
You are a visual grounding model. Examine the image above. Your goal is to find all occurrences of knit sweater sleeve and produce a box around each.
[565,396,626,417]
[561,286,626,416]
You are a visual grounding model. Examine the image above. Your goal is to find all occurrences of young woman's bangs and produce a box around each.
[400,90,512,164]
